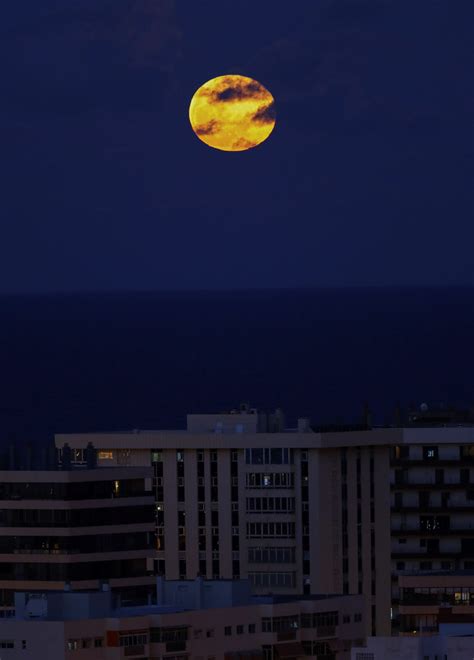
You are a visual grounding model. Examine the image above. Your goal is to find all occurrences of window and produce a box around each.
[119,634,147,647]
[224,626,232,636]
[246,522,295,538]
[206,629,214,638]
[98,451,113,460]
[249,572,296,588]
[396,561,405,571]
[423,446,438,460]
[81,639,92,648]
[236,625,244,634]
[248,547,296,564]
[0,641,14,649]
[67,640,79,651]
[248,623,256,633]
[22,640,27,649]
[245,448,294,465]
[94,638,103,648]
[354,613,362,622]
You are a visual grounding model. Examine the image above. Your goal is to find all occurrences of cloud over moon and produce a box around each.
[252,101,276,124]
[194,119,220,136]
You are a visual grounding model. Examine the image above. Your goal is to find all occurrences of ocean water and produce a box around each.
[1,288,473,444]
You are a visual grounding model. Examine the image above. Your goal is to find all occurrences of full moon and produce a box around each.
[189,75,276,152]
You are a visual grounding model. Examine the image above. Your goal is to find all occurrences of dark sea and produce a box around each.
[1,288,473,445]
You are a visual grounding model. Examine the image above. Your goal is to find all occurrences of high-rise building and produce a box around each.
[0,456,156,612]
[56,408,393,636]
[56,406,474,637]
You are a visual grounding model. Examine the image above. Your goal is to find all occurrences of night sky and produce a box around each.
[1,0,473,293]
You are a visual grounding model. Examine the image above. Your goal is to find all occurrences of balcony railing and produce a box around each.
[124,646,145,656]
[316,626,336,638]
[277,631,296,642]
[401,594,474,607]
[166,641,187,652]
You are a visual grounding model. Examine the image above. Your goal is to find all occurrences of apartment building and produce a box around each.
[56,408,393,636]
[56,406,474,637]
[0,457,156,612]
[396,571,474,635]
[0,577,367,660]
[390,426,474,632]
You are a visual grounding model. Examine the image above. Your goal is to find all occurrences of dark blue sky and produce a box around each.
[1,0,473,292]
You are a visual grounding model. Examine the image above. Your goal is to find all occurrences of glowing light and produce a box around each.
[189,74,276,152]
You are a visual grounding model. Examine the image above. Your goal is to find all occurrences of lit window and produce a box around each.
[98,451,113,460]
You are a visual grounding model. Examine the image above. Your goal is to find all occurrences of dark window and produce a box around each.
[236,625,244,635]
[224,626,232,636]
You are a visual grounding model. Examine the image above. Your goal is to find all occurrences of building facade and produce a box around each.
[396,571,474,635]
[0,578,367,660]
[56,409,474,638]
[0,464,156,612]
[56,410,394,636]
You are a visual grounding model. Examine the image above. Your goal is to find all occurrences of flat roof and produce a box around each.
[55,426,474,449]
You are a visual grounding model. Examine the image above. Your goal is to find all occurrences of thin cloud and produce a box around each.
[194,119,220,136]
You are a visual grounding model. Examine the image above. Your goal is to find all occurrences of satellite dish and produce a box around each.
[420,403,429,412]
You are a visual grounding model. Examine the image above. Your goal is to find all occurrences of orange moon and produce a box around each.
[189,75,276,152]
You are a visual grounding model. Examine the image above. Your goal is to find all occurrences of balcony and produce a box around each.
[392,505,474,513]
[277,631,296,642]
[401,594,474,607]
[391,481,468,490]
[392,458,474,467]
[315,626,336,638]
[392,527,474,536]
[166,641,187,652]
[124,646,145,656]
